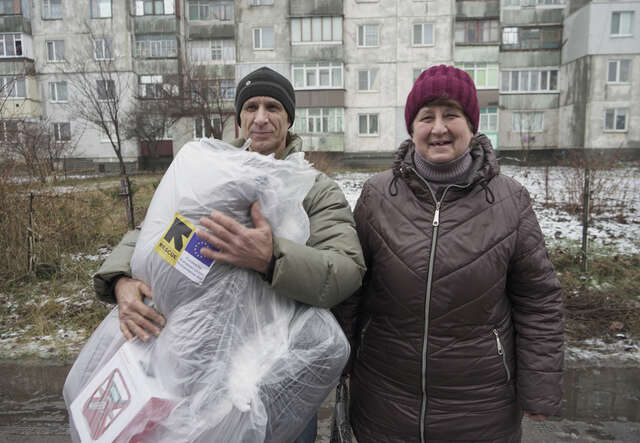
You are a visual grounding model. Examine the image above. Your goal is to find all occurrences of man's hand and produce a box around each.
[115,277,165,342]
[197,202,273,274]
[525,412,547,422]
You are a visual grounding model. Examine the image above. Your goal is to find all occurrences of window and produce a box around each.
[291,17,342,44]
[191,79,234,101]
[0,33,22,57]
[42,0,63,19]
[97,79,115,101]
[190,39,235,63]
[251,0,273,4]
[358,113,378,136]
[135,35,177,58]
[501,69,558,92]
[46,40,65,62]
[294,108,344,134]
[134,0,175,15]
[456,63,498,89]
[413,23,434,46]
[503,0,565,5]
[91,0,111,18]
[194,116,222,138]
[0,0,20,14]
[94,38,113,60]
[0,120,18,142]
[357,68,378,91]
[219,79,235,99]
[188,1,233,21]
[253,27,274,50]
[292,62,343,89]
[502,27,562,49]
[413,68,426,82]
[49,81,68,102]
[611,11,634,36]
[479,107,498,132]
[53,122,71,142]
[607,60,631,83]
[455,20,499,44]
[138,75,164,98]
[358,24,379,47]
[604,108,628,132]
[513,112,543,132]
[0,76,26,98]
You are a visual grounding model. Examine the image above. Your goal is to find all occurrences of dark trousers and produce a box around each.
[294,414,318,443]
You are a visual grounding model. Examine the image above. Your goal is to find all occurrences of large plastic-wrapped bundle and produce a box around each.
[64,139,350,442]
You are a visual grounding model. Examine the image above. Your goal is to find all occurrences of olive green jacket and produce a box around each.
[93,133,365,308]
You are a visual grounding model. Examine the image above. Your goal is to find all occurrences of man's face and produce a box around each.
[239,96,290,157]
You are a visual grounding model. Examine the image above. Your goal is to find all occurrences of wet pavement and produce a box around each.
[1,362,638,442]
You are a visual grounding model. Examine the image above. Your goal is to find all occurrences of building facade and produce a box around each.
[0,0,637,172]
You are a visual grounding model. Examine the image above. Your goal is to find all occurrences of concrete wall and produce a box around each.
[563,1,640,64]
[343,0,455,152]
[499,108,560,150]
[455,45,499,63]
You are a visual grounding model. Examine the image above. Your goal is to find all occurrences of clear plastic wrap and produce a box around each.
[64,139,350,442]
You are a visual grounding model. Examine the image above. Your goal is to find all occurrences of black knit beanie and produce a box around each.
[235,67,296,128]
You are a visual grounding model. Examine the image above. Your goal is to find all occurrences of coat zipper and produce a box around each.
[406,167,472,443]
[492,328,511,382]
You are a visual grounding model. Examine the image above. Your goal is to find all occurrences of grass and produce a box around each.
[549,243,640,343]
[0,174,638,360]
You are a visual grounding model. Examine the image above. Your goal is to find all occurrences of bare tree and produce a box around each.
[60,24,136,228]
[125,74,181,164]
[182,63,235,140]
[1,117,76,184]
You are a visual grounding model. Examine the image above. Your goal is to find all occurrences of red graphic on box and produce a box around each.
[82,369,131,440]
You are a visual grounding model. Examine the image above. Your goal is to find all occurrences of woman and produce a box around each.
[334,65,563,442]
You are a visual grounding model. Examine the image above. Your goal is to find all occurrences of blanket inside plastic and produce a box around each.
[63,138,350,442]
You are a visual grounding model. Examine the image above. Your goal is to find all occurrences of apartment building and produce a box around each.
[0,0,637,172]
[560,1,640,152]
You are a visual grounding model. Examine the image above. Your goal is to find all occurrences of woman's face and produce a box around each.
[411,101,474,164]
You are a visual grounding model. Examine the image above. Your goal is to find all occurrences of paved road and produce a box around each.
[2,399,638,443]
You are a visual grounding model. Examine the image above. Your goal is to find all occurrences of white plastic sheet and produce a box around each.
[64,139,350,442]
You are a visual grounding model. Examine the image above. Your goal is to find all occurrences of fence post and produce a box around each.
[120,178,135,230]
[581,164,590,273]
[27,192,35,273]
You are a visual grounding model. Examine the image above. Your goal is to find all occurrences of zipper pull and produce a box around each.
[433,201,441,227]
[493,329,504,355]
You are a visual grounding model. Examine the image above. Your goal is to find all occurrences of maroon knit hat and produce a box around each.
[405,65,479,134]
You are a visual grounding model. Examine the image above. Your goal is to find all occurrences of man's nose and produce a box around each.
[254,106,268,124]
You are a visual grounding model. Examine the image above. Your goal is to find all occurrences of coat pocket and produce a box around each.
[492,328,511,383]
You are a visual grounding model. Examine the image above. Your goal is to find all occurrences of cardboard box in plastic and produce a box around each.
[69,340,175,442]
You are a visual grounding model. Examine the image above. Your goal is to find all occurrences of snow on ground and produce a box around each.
[333,165,640,255]
[2,166,638,361]
[332,165,640,363]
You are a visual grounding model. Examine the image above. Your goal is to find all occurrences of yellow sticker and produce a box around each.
[154,213,196,266]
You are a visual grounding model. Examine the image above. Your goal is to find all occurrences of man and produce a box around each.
[93,66,366,442]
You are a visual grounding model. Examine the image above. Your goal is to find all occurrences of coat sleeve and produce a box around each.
[331,182,373,372]
[93,228,140,304]
[507,186,564,417]
[271,173,366,308]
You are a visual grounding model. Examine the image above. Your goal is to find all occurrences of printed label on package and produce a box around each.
[154,213,217,284]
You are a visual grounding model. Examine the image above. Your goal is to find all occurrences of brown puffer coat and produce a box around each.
[333,135,563,443]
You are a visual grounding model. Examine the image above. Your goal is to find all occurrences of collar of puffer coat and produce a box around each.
[389,133,500,203]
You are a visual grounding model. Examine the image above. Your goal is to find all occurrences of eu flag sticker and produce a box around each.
[174,232,218,285]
